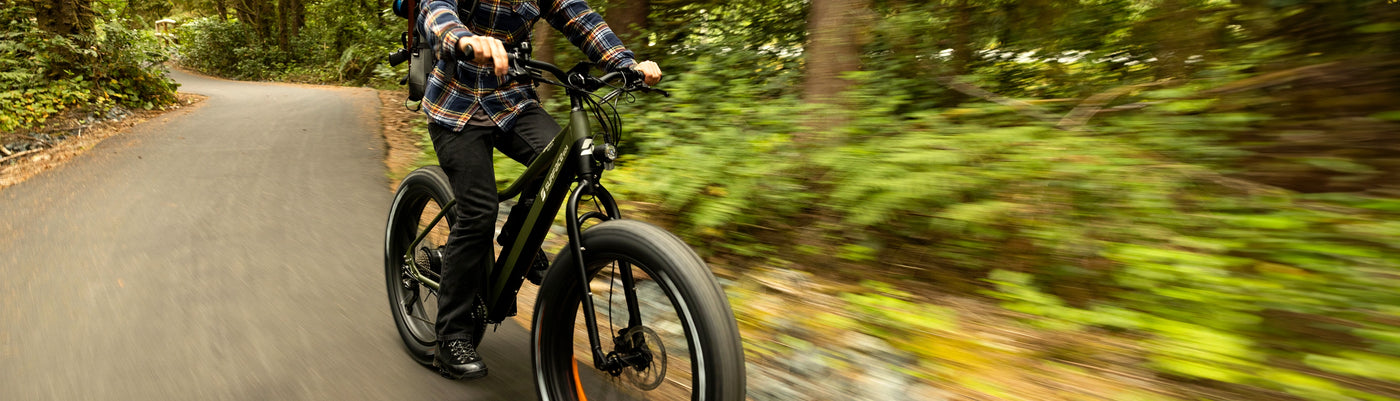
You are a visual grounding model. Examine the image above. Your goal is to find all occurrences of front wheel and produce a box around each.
[531,220,746,400]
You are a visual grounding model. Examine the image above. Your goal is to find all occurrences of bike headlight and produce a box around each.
[593,143,618,163]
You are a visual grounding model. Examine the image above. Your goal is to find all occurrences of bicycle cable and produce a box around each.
[578,88,623,147]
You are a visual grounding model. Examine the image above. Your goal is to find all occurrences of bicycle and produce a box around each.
[383,46,747,400]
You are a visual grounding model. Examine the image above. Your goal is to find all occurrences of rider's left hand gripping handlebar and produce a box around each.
[619,68,670,97]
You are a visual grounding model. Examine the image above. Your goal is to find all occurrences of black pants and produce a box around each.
[428,105,556,342]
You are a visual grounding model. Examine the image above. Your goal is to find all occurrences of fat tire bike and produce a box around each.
[384,48,746,400]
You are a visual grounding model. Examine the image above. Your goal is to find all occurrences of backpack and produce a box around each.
[389,0,478,105]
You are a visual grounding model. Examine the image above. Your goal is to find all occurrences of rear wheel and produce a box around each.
[532,220,746,400]
[384,166,484,365]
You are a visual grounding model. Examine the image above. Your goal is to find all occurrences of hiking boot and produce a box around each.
[434,337,488,380]
[526,249,550,285]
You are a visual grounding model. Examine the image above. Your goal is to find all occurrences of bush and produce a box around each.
[175,2,403,86]
[176,18,274,80]
[608,41,1400,397]
[89,17,180,110]
[0,6,177,132]
[608,48,811,250]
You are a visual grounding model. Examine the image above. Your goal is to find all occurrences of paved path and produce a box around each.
[0,70,538,400]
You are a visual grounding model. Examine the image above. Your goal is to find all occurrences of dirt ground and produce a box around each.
[377,90,426,188]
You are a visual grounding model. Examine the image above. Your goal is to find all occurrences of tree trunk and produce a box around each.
[803,0,866,105]
[608,0,649,47]
[950,0,973,76]
[291,0,305,36]
[234,0,275,44]
[1154,0,1196,79]
[276,0,290,51]
[32,0,95,38]
[533,22,557,103]
[27,0,94,77]
[944,0,974,105]
[215,0,229,22]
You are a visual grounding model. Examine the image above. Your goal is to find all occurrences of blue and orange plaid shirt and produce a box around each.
[420,0,638,132]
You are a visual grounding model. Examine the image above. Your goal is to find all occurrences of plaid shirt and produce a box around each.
[420,0,637,132]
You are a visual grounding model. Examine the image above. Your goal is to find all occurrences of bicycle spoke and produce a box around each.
[408,312,434,325]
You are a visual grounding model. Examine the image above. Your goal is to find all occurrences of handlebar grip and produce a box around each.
[457,44,529,61]
[598,68,643,85]
[621,67,645,82]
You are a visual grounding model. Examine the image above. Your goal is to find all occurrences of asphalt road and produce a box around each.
[0,70,540,400]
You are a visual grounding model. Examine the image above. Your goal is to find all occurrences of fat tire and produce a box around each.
[384,166,484,366]
[530,220,746,400]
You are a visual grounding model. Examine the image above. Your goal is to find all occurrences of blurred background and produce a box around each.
[6,0,1400,400]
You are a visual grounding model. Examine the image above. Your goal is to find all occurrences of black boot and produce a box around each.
[434,337,488,380]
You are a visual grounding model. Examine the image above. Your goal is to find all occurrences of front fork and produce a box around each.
[567,140,649,375]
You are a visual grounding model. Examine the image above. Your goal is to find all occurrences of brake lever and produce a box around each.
[499,63,530,87]
[624,72,670,97]
[497,49,533,87]
[644,87,671,97]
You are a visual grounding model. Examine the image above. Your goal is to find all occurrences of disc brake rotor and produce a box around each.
[624,326,667,390]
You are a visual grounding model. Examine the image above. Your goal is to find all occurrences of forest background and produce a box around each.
[4,0,1400,400]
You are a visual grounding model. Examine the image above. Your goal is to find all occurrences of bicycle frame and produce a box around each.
[397,54,668,372]
[400,102,607,311]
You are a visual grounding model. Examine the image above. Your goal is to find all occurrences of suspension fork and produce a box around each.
[589,185,643,330]
[566,175,647,373]
[591,186,645,332]
[566,177,610,370]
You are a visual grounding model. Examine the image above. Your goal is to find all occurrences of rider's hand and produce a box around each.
[459,35,510,78]
[632,61,662,86]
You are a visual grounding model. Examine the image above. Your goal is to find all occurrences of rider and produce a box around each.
[416,0,662,380]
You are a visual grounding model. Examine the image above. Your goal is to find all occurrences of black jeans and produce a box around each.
[428,105,556,342]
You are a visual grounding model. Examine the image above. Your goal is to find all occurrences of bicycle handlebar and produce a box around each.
[460,44,667,98]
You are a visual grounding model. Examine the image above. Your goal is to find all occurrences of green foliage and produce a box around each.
[612,49,812,239]
[970,123,1400,398]
[175,0,402,85]
[841,280,958,338]
[0,6,177,132]
[620,38,1400,397]
[646,0,807,61]
[175,18,268,79]
[108,0,175,28]
[0,8,88,130]
[88,17,181,109]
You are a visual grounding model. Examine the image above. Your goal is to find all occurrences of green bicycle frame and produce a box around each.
[400,106,594,318]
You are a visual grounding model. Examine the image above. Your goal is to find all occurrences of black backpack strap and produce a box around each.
[405,0,419,49]
[455,0,480,56]
[445,0,480,81]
